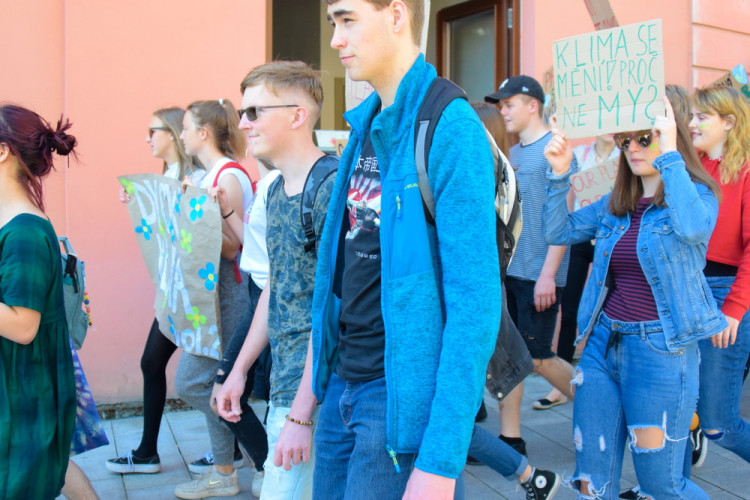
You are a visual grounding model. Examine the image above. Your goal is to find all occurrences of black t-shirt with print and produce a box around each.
[337,135,386,382]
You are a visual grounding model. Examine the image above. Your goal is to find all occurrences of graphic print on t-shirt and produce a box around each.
[346,152,381,242]
[337,136,385,382]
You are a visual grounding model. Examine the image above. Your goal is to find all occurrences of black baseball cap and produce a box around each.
[485,75,545,104]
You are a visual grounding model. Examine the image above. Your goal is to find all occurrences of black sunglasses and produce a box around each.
[237,104,298,121]
[148,127,170,139]
[614,130,654,151]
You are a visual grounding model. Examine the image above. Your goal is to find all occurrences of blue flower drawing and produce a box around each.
[189,195,207,221]
[135,218,152,240]
[199,262,217,291]
[174,193,182,215]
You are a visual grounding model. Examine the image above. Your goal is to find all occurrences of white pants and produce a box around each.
[260,404,320,500]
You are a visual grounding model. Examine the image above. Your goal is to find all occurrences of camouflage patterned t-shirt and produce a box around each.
[265,168,336,407]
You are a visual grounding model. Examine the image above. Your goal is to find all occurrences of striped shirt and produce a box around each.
[603,198,659,321]
[508,132,578,286]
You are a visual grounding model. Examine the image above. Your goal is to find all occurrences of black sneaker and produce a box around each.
[619,486,640,499]
[691,427,708,467]
[188,449,245,473]
[521,469,560,500]
[105,450,161,474]
[500,434,527,456]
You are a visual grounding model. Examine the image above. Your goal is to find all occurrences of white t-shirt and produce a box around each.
[165,162,207,185]
[240,169,280,288]
[164,162,180,180]
[200,157,254,211]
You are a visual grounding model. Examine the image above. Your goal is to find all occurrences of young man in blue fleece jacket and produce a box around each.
[310,1,501,498]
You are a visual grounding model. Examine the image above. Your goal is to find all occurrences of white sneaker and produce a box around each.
[188,450,245,473]
[252,469,265,498]
[174,466,239,499]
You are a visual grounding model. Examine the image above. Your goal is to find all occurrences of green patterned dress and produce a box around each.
[0,214,76,500]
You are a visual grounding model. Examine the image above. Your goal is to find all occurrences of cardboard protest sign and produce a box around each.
[553,19,665,139]
[710,63,750,100]
[119,174,223,360]
[583,0,618,30]
[571,158,619,206]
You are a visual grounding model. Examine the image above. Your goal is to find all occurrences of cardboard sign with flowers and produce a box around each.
[119,174,223,359]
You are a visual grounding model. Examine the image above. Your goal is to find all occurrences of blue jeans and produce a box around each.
[313,374,464,500]
[571,313,707,499]
[697,276,750,462]
[468,426,527,479]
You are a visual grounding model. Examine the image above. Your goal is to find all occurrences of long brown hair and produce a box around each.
[186,100,246,161]
[609,100,720,215]
[152,107,204,180]
[471,102,510,157]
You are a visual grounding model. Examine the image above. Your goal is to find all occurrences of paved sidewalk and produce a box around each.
[64,374,750,499]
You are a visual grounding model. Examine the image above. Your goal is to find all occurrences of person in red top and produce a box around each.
[689,85,750,465]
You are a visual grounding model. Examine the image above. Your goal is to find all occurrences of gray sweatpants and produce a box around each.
[176,259,249,466]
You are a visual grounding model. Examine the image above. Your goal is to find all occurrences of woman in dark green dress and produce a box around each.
[0,105,77,499]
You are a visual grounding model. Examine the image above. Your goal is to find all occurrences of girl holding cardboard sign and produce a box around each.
[689,86,750,465]
[543,97,723,499]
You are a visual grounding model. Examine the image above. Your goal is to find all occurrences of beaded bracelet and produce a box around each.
[285,414,313,426]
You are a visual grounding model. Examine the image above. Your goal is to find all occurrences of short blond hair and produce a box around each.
[240,61,323,122]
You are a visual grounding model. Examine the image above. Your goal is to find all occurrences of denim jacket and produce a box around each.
[544,151,728,351]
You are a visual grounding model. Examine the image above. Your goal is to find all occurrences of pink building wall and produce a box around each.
[2,0,748,405]
[1,0,267,404]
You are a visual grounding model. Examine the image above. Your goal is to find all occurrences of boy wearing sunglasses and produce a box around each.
[214,61,336,500]
[484,75,579,458]
[309,1,502,499]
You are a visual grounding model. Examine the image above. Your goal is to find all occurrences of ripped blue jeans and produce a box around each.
[571,313,707,499]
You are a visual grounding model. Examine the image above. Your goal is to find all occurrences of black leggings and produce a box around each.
[134,318,177,458]
[558,241,594,363]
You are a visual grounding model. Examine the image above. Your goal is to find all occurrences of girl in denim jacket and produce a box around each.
[543,97,725,499]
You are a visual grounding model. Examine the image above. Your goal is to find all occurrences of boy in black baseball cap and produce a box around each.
[485,75,545,104]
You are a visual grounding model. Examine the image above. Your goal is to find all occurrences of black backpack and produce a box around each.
[268,154,339,253]
[414,78,523,278]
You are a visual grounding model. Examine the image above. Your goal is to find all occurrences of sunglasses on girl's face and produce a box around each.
[614,130,654,151]
[148,127,170,139]
[237,104,299,121]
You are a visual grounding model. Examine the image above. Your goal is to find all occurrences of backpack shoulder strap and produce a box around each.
[211,161,251,188]
[301,154,339,252]
[414,77,467,225]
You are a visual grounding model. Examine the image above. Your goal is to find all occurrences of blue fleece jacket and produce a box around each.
[311,56,502,478]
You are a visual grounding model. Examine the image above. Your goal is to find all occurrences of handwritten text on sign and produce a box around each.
[119,174,223,360]
[571,158,619,206]
[553,19,665,139]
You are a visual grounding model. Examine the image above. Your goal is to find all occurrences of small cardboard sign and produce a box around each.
[553,19,665,139]
[709,63,750,100]
[571,158,619,206]
[583,0,619,30]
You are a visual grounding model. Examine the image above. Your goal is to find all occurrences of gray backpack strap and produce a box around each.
[414,78,467,226]
[301,154,339,252]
